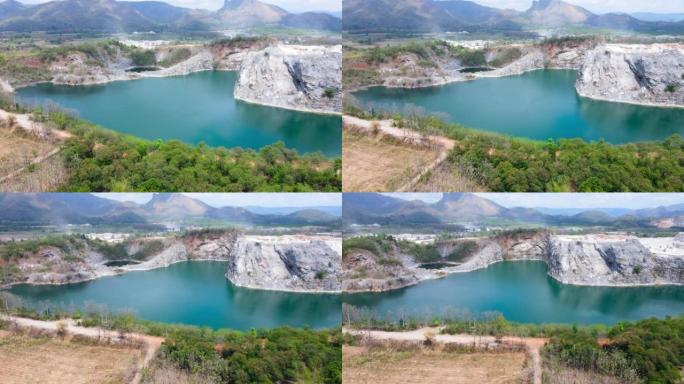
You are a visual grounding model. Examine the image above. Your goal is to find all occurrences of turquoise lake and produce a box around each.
[17,71,342,156]
[343,262,684,325]
[352,70,684,143]
[8,262,341,330]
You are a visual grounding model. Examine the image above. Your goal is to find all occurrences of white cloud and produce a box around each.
[469,0,684,14]
[98,193,341,207]
[19,0,341,13]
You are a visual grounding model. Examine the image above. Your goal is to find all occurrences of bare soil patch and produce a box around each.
[0,333,142,384]
[342,116,483,192]
[343,130,441,191]
[343,344,529,384]
[0,112,69,191]
[0,125,56,175]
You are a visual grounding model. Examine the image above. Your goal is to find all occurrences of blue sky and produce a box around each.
[99,193,341,207]
[20,0,342,13]
[384,193,684,209]
[468,0,684,14]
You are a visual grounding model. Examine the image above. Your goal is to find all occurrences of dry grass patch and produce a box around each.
[0,331,142,384]
[141,360,214,384]
[343,342,530,384]
[0,118,67,191]
[0,121,55,175]
[412,161,485,192]
[343,130,441,191]
[0,151,67,192]
[542,358,628,384]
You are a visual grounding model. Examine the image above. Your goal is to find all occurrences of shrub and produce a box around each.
[324,88,336,99]
[369,113,684,192]
[666,83,678,93]
[129,50,157,67]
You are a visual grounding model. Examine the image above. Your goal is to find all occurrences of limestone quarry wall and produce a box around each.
[234,44,342,114]
[576,44,684,107]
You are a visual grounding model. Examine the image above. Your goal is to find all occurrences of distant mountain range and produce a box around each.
[631,13,684,23]
[343,193,684,228]
[0,193,340,227]
[343,0,684,35]
[0,0,341,33]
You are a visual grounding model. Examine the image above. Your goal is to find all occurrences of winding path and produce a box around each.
[344,327,547,384]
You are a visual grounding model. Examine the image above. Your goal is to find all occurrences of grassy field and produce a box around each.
[343,123,484,192]
[0,330,143,384]
[343,342,530,384]
[0,123,67,192]
[343,129,441,191]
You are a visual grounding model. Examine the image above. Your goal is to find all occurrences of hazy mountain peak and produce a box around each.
[144,193,211,218]
[0,0,338,32]
[223,0,250,9]
[531,0,561,9]
[526,0,591,26]
[436,193,504,217]
[216,0,288,26]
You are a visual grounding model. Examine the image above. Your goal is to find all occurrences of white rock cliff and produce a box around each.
[234,44,342,114]
[576,44,684,107]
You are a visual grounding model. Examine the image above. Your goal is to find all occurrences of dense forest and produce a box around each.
[346,106,684,192]
[544,317,684,384]
[0,98,341,192]
[158,326,341,384]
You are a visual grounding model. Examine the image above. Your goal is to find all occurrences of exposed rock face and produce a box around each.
[342,248,435,292]
[226,235,341,292]
[18,246,115,286]
[342,232,547,292]
[343,232,684,292]
[4,232,341,293]
[576,44,684,107]
[234,45,342,114]
[547,235,684,286]
[122,242,190,271]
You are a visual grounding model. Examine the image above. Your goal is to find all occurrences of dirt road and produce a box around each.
[345,327,547,384]
[0,109,72,141]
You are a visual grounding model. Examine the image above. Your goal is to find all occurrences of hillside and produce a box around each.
[0,193,339,227]
[343,193,684,228]
[342,0,684,35]
[0,0,341,32]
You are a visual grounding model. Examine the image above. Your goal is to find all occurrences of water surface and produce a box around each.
[9,261,341,330]
[343,262,684,325]
[18,71,342,156]
[352,70,684,143]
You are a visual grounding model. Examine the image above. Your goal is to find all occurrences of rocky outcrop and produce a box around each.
[3,232,341,293]
[343,232,684,292]
[225,235,341,292]
[342,233,547,292]
[47,44,246,87]
[17,246,116,286]
[234,45,342,114]
[576,44,684,108]
[0,78,13,93]
[547,235,684,286]
[342,248,436,292]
